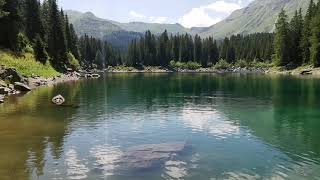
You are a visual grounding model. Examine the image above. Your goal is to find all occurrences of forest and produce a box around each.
[0,0,320,71]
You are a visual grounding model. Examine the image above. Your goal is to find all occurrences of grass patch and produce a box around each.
[0,50,60,77]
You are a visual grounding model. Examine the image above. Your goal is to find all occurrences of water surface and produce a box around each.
[1,73,320,180]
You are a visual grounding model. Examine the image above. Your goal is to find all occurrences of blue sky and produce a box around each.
[58,0,254,28]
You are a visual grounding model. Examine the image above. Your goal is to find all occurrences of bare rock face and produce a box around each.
[52,95,65,105]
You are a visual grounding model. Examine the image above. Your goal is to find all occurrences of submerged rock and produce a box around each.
[114,142,187,172]
[14,82,31,92]
[52,95,65,105]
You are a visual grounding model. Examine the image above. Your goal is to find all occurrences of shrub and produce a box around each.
[16,33,29,53]
[170,60,201,70]
[235,59,249,68]
[215,59,230,69]
[67,52,80,70]
[186,61,202,70]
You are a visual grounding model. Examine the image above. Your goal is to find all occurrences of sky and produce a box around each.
[58,0,254,28]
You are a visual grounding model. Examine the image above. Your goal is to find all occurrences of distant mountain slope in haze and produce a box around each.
[66,10,123,38]
[66,10,190,39]
[200,0,314,38]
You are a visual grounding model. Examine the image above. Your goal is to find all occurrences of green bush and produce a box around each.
[67,52,80,70]
[215,59,230,69]
[235,59,249,68]
[170,60,201,70]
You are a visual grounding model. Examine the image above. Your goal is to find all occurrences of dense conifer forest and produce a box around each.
[0,0,320,71]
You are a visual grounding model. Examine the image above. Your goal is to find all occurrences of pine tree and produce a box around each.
[95,50,104,69]
[34,34,49,64]
[25,0,44,42]
[41,0,50,43]
[289,10,303,66]
[274,9,291,66]
[301,0,316,64]
[194,34,202,64]
[0,0,24,51]
[310,8,320,67]
[65,15,72,50]
[69,24,80,60]
[47,0,68,70]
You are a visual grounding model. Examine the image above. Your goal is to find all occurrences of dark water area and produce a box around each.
[1,73,320,180]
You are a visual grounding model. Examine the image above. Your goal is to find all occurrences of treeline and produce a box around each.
[274,0,320,67]
[0,0,120,71]
[126,30,274,67]
[78,34,122,68]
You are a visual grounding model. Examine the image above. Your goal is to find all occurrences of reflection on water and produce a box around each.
[1,73,320,179]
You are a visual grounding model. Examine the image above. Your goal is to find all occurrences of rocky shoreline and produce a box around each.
[105,66,268,73]
[0,67,81,104]
[2,65,319,104]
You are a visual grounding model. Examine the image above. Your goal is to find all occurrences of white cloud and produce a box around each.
[129,11,146,19]
[206,1,242,14]
[129,11,168,24]
[179,1,242,28]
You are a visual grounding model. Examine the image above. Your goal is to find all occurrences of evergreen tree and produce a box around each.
[301,0,316,64]
[41,0,50,43]
[47,0,68,70]
[0,0,24,51]
[310,8,320,67]
[95,50,105,69]
[25,0,44,41]
[65,15,72,50]
[274,9,291,66]
[194,35,202,64]
[69,24,80,60]
[34,34,49,64]
[289,10,303,66]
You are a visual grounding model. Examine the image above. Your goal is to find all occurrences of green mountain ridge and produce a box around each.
[200,0,316,38]
[66,0,315,40]
[66,10,190,38]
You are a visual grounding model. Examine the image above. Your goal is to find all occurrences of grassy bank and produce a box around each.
[0,50,60,78]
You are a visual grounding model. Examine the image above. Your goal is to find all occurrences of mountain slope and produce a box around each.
[66,10,190,38]
[200,0,314,38]
[66,0,314,40]
[66,10,123,38]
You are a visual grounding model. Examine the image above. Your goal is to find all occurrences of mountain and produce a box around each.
[200,0,314,38]
[66,10,123,38]
[66,0,314,40]
[66,10,190,39]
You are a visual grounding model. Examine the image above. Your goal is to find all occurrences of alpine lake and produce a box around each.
[1,73,320,180]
